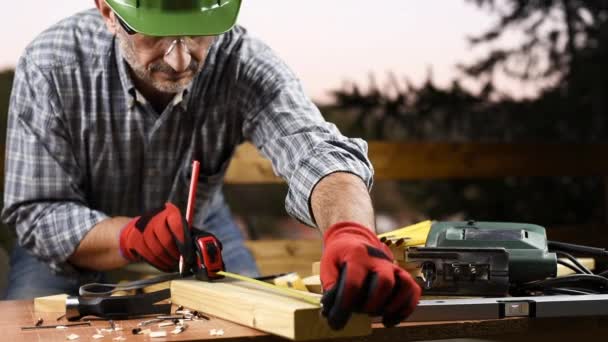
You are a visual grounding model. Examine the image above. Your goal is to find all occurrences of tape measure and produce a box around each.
[218,271,321,306]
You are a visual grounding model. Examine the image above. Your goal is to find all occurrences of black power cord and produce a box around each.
[555,251,593,274]
[513,274,608,296]
[510,241,608,296]
[548,241,608,257]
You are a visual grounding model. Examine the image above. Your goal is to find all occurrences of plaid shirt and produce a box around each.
[2,9,373,275]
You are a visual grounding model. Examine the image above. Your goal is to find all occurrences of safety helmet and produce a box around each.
[105,0,242,36]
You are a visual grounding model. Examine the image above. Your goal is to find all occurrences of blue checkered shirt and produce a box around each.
[2,9,373,275]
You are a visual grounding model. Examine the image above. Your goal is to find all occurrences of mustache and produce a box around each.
[148,59,200,74]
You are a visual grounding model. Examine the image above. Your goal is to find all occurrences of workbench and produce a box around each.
[4,300,608,342]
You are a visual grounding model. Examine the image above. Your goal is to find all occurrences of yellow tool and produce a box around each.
[378,220,433,247]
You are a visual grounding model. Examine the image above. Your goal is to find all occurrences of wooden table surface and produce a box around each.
[4,300,608,342]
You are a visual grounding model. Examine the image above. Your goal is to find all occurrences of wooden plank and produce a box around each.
[368,142,608,180]
[170,279,371,341]
[225,142,608,184]
[246,240,322,277]
[226,143,282,184]
[245,240,322,259]
[253,260,315,279]
[303,275,322,294]
[33,294,68,313]
[557,257,595,276]
[312,262,320,276]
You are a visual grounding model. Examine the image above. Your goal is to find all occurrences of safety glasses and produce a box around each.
[114,11,216,57]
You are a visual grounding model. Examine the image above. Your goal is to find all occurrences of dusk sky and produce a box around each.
[1,1,497,102]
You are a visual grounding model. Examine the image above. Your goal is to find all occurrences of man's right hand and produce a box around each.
[119,203,193,272]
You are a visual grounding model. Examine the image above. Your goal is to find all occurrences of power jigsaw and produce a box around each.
[381,220,557,296]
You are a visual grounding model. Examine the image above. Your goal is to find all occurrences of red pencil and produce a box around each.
[180,160,200,274]
[186,160,201,227]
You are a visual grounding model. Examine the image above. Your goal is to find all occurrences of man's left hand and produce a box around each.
[320,222,421,330]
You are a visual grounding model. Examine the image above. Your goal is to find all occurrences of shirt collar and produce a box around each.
[114,38,192,111]
[114,38,136,100]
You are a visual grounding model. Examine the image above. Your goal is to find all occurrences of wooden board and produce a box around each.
[557,257,595,276]
[34,294,68,313]
[303,275,322,294]
[245,240,322,277]
[311,262,320,276]
[170,279,371,341]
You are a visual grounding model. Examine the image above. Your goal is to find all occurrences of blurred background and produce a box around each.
[1,1,607,265]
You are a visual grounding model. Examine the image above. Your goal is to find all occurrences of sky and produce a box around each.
[0,1,495,103]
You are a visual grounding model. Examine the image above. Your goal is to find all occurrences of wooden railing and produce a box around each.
[225,142,608,183]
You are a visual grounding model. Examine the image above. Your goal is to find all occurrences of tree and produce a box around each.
[462,0,608,141]
[322,0,608,225]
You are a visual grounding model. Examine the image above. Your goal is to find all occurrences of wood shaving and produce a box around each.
[171,325,187,335]
[209,329,225,336]
[56,326,68,330]
[149,331,167,338]
[92,334,104,339]
[112,337,126,341]
[66,334,79,340]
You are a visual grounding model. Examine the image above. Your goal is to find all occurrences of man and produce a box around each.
[2,0,420,329]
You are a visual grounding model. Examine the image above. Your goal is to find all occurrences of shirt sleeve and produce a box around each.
[238,41,374,228]
[1,56,109,276]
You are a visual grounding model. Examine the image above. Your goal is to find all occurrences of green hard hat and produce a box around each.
[105,0,242,36]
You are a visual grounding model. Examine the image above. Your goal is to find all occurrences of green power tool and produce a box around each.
[405,221,557,296]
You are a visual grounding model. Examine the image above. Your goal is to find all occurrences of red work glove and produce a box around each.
[119,203,194,272]
[320,222,421,330]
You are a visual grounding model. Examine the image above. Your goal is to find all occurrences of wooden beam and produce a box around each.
[557,258,595,276]
[225,142,608,184]
[170,279,371,341]
[245,240,322,277]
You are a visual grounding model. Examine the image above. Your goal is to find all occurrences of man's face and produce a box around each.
[115,23,216,94]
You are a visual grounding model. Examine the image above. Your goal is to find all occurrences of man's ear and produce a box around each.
[95,0,118,35]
